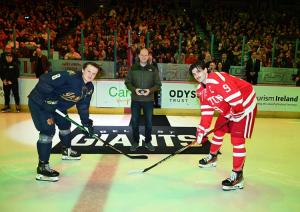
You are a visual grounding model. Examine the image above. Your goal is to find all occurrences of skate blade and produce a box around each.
[199,163,217,168]
[62,156,81,160]
[36,174,59,182]
[222,183,244,191]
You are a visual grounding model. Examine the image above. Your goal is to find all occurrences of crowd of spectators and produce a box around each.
[199,3,299,68]
[0,0,83,58]
[0,0,299,79]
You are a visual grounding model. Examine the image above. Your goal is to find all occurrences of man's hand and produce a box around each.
[196,126,205,144]
[142,89,150,96]
[83,119,94,137]
[135,88,143,96]
[229,107,245,122]
[135,88,150,96]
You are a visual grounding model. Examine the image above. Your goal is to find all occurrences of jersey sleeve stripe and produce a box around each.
[206,78,219,84]
[215,72,226,81]
[243,90,256,107]
[224,91,241,102]
[229,99,243,106]
[198,125,206,131]
[201,105,213,109]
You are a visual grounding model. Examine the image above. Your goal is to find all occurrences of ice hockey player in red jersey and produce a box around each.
[189,61,257,191]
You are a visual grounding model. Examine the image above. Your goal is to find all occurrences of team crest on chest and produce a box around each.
[61,92,81,102]
[207,94,223,105]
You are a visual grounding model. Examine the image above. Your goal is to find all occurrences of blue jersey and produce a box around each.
[28,70,94,124]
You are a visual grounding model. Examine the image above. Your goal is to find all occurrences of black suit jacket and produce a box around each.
[246,59,260,77]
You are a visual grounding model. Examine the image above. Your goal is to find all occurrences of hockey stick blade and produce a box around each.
[133,120,230,173]
[126,155,148,159]
[99,140,148,159]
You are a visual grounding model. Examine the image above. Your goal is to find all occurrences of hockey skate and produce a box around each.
[1,106,11,113]
[199,153,217,168]
[62,147,81,160]
[36,163,59,182]
[130,142,139,152]
[145,142,155,151]
[222,171,244,191]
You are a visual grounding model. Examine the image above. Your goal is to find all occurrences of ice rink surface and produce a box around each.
[0,113,299,212]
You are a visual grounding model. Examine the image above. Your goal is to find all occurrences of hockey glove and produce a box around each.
[229,106,245,122]
[196,126,205,144]
[83,119,94,137]
[196,125,210,144]
[43,99,58,113]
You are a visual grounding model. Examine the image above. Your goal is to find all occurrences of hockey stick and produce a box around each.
[128,120,230,174]
[55,109,148,159]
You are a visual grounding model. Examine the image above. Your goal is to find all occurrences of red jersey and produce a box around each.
[196,72,257,132]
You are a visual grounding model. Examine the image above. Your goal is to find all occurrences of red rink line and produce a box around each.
[73,155,120,212]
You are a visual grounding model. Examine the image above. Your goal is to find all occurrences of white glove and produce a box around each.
[196,126,205,144]
[197,133,204,144]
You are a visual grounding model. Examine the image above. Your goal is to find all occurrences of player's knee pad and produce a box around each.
[38,134,53,144]
[59,129,71,136]
[59,129,72,147]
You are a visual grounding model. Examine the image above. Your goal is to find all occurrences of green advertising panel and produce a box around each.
[229,66,246,77]
[96,80,131,107]
[158,63,190,81]
[161,82,199,109]
[254,86,300,112]
[258,67,297,85]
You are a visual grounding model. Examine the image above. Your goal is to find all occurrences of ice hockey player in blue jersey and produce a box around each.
[28,62,101,182]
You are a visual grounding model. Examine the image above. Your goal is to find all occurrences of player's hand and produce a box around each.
[83,119,94,137]
[196,126,205,144]
[229,108,245,122]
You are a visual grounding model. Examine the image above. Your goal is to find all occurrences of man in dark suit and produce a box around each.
[30,47,49,78]
[245,52,260,85]
[221,53,231,73]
